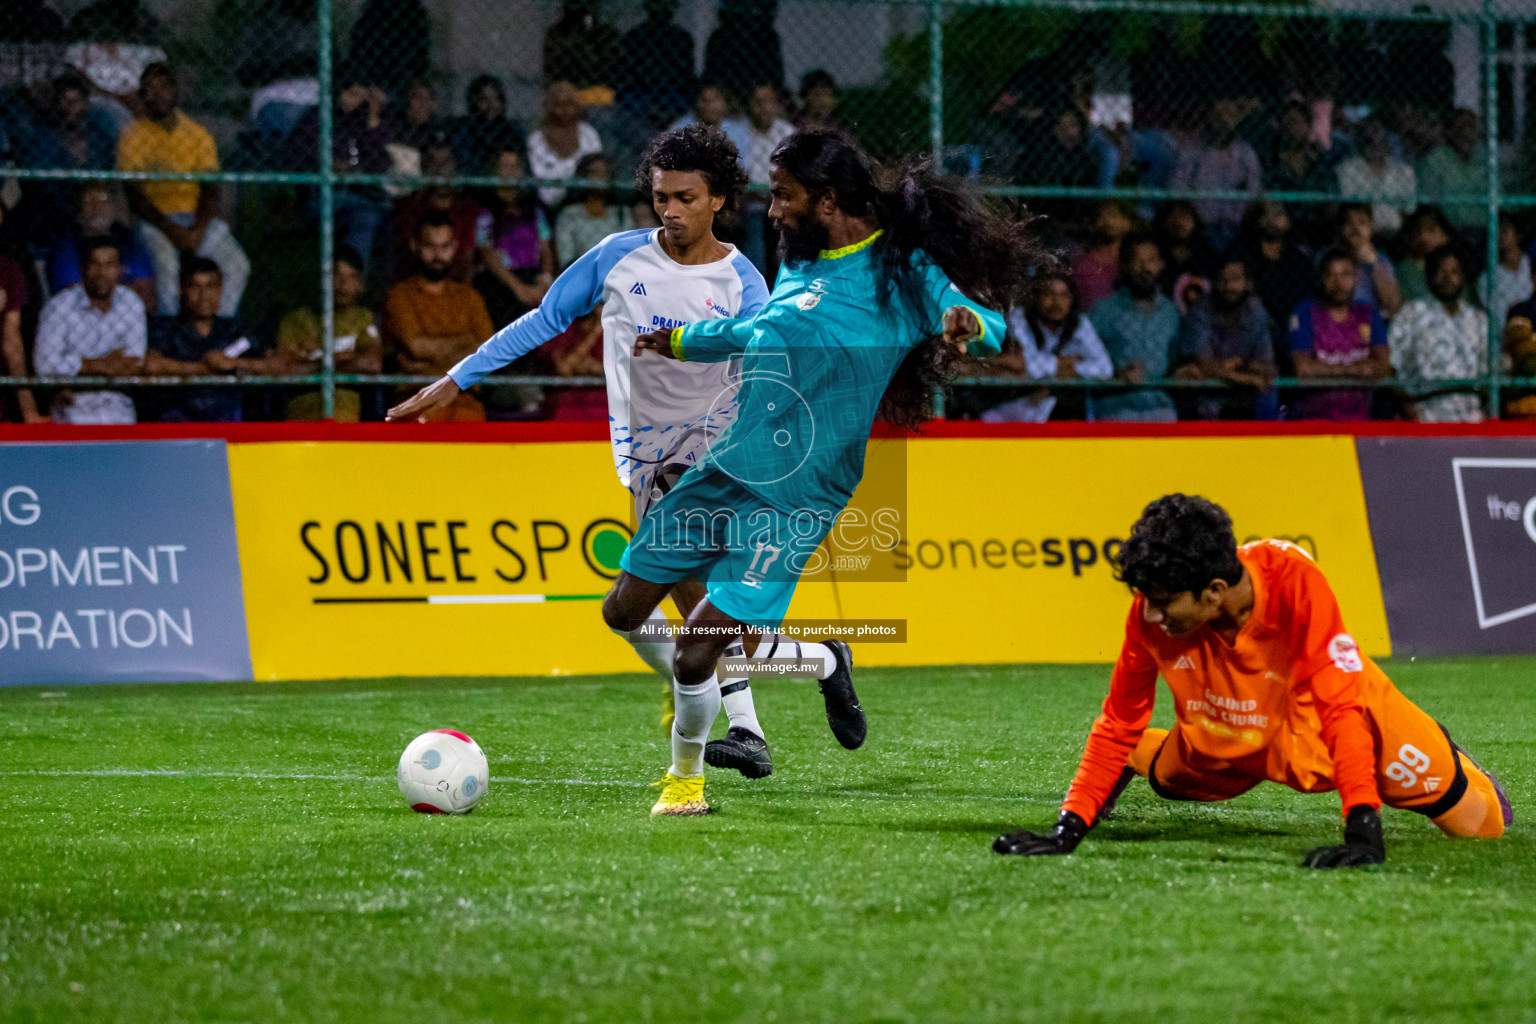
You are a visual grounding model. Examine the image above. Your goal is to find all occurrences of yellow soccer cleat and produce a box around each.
[650,772,711,816]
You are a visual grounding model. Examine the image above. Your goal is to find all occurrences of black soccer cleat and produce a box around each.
[705,727,774,779]
[819,640,866,750]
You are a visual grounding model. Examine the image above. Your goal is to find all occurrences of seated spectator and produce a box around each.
[555,153,632,270]
[1501,273,1536,419]
[144,257,271,422]
[117,62,250,316]
[474,150,555,327]
[1288,247,1392,421]
[1234,201,1314,361]
[1478,213,1533,337]
[980,271,1112,423]
[703,0,785,108]
[670,82,751,155]
[1335,116,1415,238]
[1388,246,1487,423]
[1153,200,1216,299]
[527,80,605,208]
[795,69,839,132]
[33,237,147,424]
[0,237,40,423]
[617,0,696,128]
[727,83,795,271]
[1072,200,1135,312]
[390,78,442,154]
[449,75,527,176]
[543,0,623,93]
[15,72,118,237]
[1089,235,1180,422]
[382,211,495,421]
[1173,257,1278,420]
[286,61,393,268]
[1021,106,1100,229]
[47,181,158,310]
[1264,100,1339,243]
[1417,109,1489,235]
[1395,206,1456,303]
[387,135,479,283]
[1171,96,1262,252]
[273,246,382,421]
[1337,202,1402,317]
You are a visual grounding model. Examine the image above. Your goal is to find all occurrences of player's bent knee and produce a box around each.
[672,641,719,687]
[601,578,651,634]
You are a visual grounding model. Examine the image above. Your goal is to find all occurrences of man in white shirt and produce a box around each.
[34,237,147,424]
[1335,117,1415,236]
[725,83,795,271]
[1388,245,1487,423]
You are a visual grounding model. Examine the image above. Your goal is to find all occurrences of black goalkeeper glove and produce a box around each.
[1302,804,1386,869]
[993,811,1090,856]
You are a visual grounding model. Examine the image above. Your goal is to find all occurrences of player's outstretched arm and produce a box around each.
[1302,804,1386,869]
[387,374,461,422]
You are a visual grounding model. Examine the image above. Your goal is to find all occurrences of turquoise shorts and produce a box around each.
[619,467,831,628]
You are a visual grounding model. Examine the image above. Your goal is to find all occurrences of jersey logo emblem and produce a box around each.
[796,278,829,311]
[630,282,647,295]
[1328,634,1364,673]
[1173,655,1196,670]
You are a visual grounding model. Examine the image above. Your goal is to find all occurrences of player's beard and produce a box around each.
[778,217,831,268]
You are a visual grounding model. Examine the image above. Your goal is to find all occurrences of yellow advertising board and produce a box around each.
[227,435,1389,679]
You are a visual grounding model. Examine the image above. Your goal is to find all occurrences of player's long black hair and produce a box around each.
[770,130,1053,428]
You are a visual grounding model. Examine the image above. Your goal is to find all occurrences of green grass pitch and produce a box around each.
[1,659,1532,1024]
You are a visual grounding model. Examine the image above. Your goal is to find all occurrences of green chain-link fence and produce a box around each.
[1,0,1534,423]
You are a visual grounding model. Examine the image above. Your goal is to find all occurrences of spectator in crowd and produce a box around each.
[0,228,40,423]
[1072,200,1134,312]
[1337,202,1402,317]
[1501,270,1536,419]
[287,61,393,269]
[1390,98,1444,166]
[387,134,478,283]
[540,316,608,420]
[1478,213,1533,337]
[728,83,794,270]
[980,270,1112,423]
[1089,235,1180,422]
[474,149,556,327]
[1388,245,1487,423]
[1418,108,1489,234]
[449,75,527,176]
[1234,201,1313,358]
[555,153,631,270]
[33,237,147,424]
[703,0,785,105]
[1288,246,1391,421]
[670,82,751,155]
[1265,100,1338,242]
[527,81,605,208]
[617,0,696,128]
[1153,200,1216,300]
[117,62,250,316]
[236,0,318,133]
[796,70,839,132]
[1395,205,1456,303]
[543,0,622,91]
[1021,106,1100,228]
[383,211,495,421]
[348,0,429,99]
[1335,115,1415,238]
[1171,95,1263,251]
[1173,257,1278,420]
[47,182,158,310]
[15,72,118,236]
[390,79,442,155]
[274,246,382,421]
[143,257,270,422]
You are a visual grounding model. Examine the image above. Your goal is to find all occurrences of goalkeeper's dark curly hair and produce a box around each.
[634,124,750,213]
[769,129,1055,429]
[1112,494,1245,598]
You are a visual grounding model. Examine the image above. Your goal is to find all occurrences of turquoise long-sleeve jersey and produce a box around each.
[669,231,1005,518]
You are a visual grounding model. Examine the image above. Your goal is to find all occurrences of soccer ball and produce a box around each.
[397,730,489,814]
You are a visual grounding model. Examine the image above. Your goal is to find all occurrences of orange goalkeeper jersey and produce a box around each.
[1062,540,1382,822]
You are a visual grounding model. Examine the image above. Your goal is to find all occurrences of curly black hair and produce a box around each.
[634,124,750,213]
[1112,494,1245,598]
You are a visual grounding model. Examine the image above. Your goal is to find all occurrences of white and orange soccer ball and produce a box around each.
[397,730,490,814]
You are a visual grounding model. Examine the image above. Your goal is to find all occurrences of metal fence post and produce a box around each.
[318,0,337,421]
[1485,1,1503,418]
[928,0,944,163]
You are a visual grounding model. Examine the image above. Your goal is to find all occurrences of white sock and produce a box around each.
[670,673,721,778]
[611,607,674,679]
[718,640,764,739]
[746,634,837,680]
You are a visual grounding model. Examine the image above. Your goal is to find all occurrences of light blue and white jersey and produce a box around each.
[449,228,769,509]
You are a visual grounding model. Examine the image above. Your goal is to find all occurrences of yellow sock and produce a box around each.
[1129,729,1168,778]
[1433,761,1505,839]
